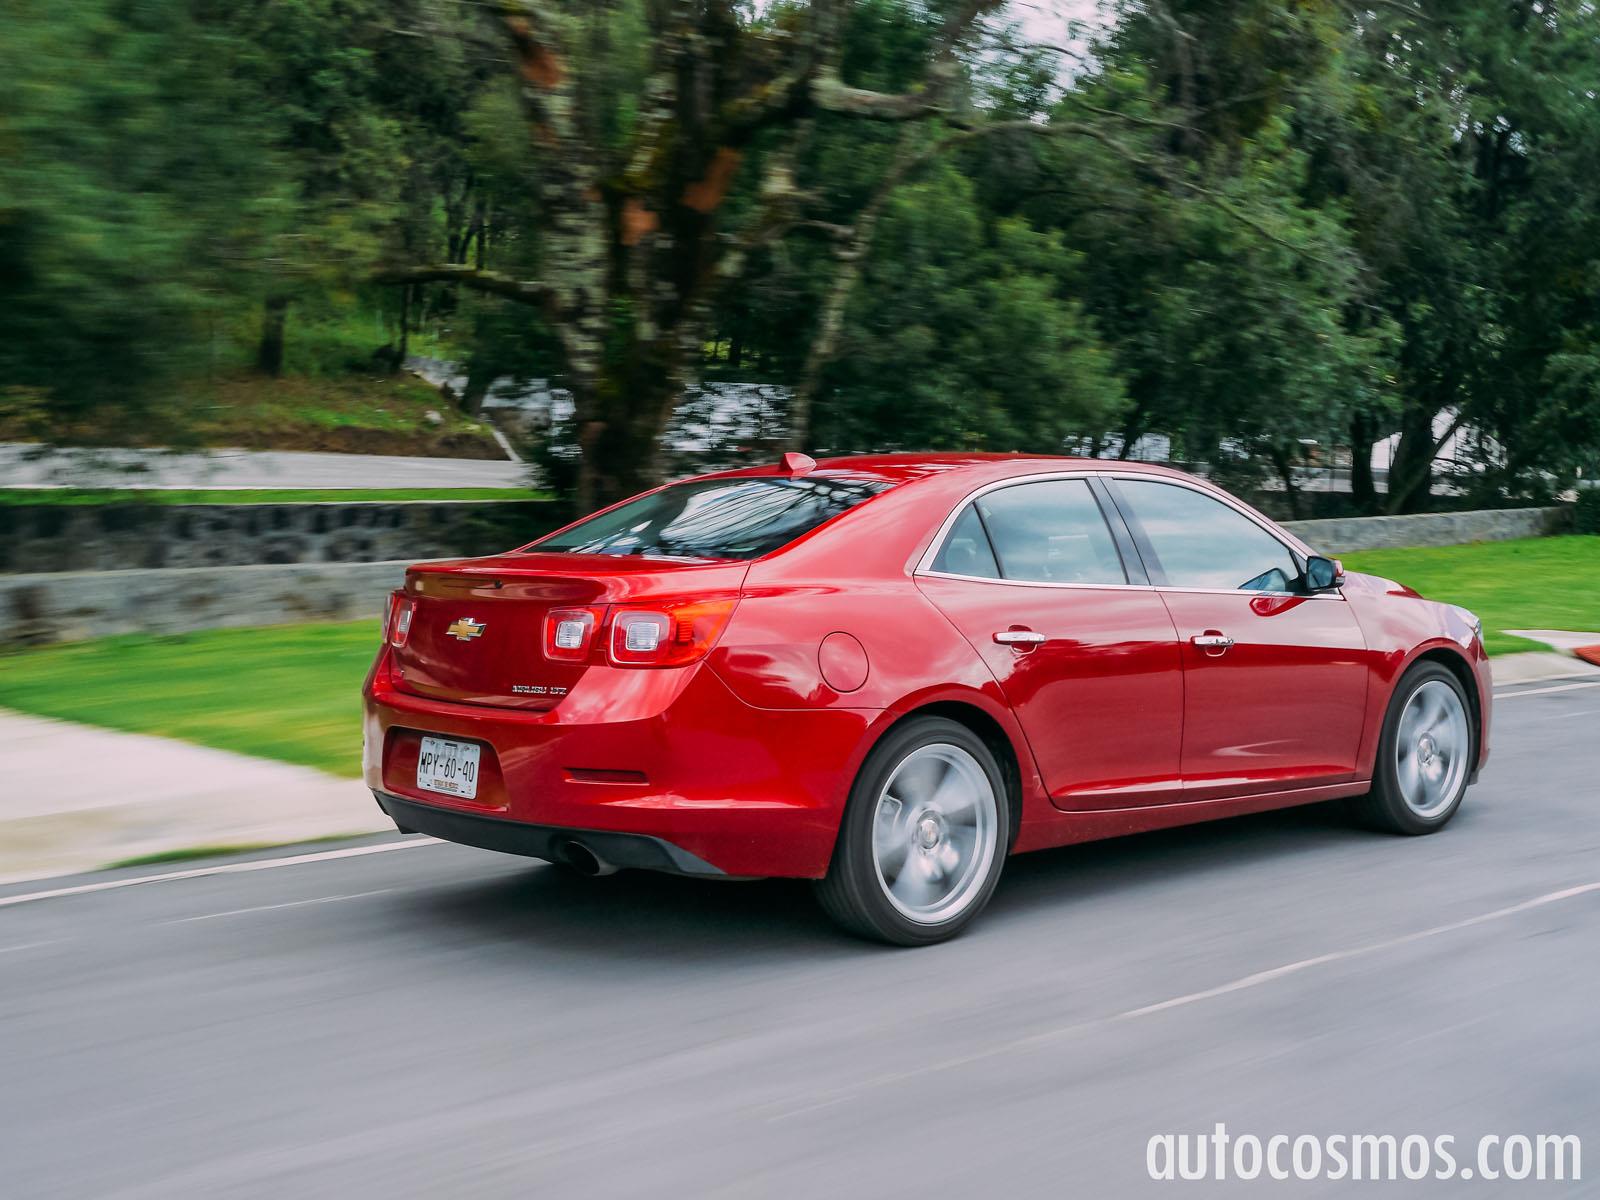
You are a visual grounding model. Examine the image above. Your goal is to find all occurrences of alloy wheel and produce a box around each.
[1395,678,1470,819]
[870,743,999,924]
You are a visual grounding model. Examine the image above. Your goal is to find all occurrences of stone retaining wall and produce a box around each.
[1283,505,1568,554]
[0,561,412,647]
[0,504,1573,647]
[0,500,564,574]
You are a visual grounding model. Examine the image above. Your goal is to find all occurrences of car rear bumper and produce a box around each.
[362,649,875,878]
[373,791,727,876]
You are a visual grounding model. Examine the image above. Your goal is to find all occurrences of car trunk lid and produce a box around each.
[392,553,750,710]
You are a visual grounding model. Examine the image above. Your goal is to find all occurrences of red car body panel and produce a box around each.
[917,574,1186,807]
[362,453,1491,879]
[1156,588,1370,800]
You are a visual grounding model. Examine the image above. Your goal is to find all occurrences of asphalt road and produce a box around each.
[4,679,1598,1198]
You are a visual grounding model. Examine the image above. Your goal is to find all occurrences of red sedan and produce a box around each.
[363,453,1490,944]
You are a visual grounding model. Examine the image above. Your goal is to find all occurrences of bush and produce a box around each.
[1575,487,1600,534]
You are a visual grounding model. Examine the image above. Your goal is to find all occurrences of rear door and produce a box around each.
[915,476,1186,809]
[1106,477,1369,800]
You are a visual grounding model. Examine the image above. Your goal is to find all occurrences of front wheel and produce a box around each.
[814,717,1010,946]
[1350,662,1475,835]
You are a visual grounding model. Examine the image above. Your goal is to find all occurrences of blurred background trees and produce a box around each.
[3,0,1600,511]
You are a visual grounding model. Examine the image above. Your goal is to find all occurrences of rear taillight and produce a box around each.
[385,592,416,648]
[543,606,603,662]
[608,598,738,668]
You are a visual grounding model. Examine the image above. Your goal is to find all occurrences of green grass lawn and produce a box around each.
[1342,535,1600,655]
[0,487,549,506]
[0,536,1593,775]
[3,371,505,458]
[0,623,376,777]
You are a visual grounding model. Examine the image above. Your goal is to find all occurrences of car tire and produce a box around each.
[814,716,1010,946]
[1350,662,1475,835]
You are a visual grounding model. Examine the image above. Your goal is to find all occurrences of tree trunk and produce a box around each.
[785,246,865,451]
[564,335,698,514]
[399,284,413,362]
[1349,409,1378,514]
[460,357,496,418]
[1385,403,1441,514]
[256,296,288,377]
[1116,404,1148,460]
[1268,445,1304,520]
[572,385,676,514]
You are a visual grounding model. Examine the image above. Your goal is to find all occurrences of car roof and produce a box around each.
[700,452,1192,487]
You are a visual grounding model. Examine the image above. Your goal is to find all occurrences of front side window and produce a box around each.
[968,479,1127,585]
[534,474,892,560]
[1117,480,1298,591]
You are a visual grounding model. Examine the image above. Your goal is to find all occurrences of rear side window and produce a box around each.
[534,474,893,560]
[929,479,1127,585]
[1116,479,1298,591]
[978,480,1127,584]
[931,505,1001,578]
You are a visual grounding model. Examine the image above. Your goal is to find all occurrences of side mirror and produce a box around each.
[1304,555,1344,593]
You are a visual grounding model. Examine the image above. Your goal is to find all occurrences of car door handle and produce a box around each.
[993,629,1046,648]
[1192,632,1234,654]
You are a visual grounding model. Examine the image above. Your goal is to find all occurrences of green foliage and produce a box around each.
[7,0,1600,511]
[814,167,1125,451]
[1316,0,1600,507]
[0,0,286,422]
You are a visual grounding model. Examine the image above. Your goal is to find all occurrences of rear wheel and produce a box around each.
[814,717,1009,946]
[1350,662,1474,835]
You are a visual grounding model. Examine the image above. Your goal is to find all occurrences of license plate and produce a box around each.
[416,736,481,799]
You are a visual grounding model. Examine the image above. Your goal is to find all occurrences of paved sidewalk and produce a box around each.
[0,709,392,884]
[0,443,523,489]
[1489,649,1600,686]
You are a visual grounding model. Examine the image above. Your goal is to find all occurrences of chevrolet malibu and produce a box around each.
[363,453,1490,944]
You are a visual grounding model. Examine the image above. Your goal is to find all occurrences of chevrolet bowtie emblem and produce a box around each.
[446,617,486,642]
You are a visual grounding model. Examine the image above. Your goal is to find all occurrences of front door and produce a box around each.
[1108,477,1369,800]
[916,477,1185,809]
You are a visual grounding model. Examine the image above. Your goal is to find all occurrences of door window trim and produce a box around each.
[916,470,1339,599]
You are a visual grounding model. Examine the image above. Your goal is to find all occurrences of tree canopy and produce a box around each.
[4,0,1600,512]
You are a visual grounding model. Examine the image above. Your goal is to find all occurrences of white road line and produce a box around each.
[1119,879,1600,1019]
[765,877,1600,1121]
[1493,680,1600,700]
[166,889,394,924]
[0,941,60,955]
[0,839,440,909]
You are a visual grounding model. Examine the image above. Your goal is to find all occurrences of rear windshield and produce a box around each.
[533,474,893,560]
